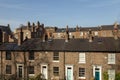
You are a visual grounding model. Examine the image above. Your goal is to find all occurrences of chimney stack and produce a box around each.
[7,24,10,28]
[27,21,31,29]
[113,22,119,40]
[32,23,35,32]
[65,25,69,42]
[88,29,93,42]
[37,21,40,27]
[0,29,2,43]
[18,28,23,45]
[42,33,46,42]
[2,32,8,43]
[76,25,79,32]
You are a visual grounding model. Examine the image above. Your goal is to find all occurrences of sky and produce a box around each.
[0,0,120,31]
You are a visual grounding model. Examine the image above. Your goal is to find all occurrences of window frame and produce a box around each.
[79,53,86,63]
[53,67,59,76]
[79,68,85,79]
[80,32,83,36]
[28,66,34,74]
[94,31,98,36]
[108,69,115,80]
[6,65,11,74]
[6,51,11,60]
[29,51,34,60]
[53,52,59,62]
[108,53,115,64]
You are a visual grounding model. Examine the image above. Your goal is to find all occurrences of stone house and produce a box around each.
[0,22,120,80]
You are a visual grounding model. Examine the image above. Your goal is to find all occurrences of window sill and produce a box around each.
[108,63,115,64]
[29,60,35,62]
[78,77,86,79]
[29,74,35,76]
[53,61,59,62]
[78,62,86,64]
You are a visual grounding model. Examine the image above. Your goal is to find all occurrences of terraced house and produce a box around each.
[0,22,120,80]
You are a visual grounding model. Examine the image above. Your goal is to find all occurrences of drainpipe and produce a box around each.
[64,51,66,80]
[0,51,2,78]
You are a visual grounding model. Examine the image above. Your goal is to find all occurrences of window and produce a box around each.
[57,33,60,38]
[79,68,85,79]
[28,66,34,74]
[6,51,11,60]
[108,54,115,64]
[79,53,86,63]
[53,67,59,76]
[80,32,83,36]
[29,51,34,60]
[108,69,115,80]
[53,52,59,61]
[69,33,72,38]
[94,31,98,36]
[6,65,11,74]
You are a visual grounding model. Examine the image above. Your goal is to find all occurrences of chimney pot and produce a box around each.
[18,28,23,45]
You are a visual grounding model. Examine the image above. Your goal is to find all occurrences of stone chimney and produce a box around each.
[88,29,93,42]
[0,29,2,43]
[9,35,14,42]
[65,25,69,42]
[7,24,10,28]
[32,23,35,32]
[27,21,31,29]
[42,33,45,42]
[2,32,8,43]
[37,21,40,27]
[113,22,119,40]
[76,25,79,32]
[18,28,23,45]
[41,23,44,29]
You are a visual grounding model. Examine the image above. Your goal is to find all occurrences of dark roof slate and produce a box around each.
[0,37,120,52]
[19,37,120,52]
[0,25,12,35]
[0,43,19,51]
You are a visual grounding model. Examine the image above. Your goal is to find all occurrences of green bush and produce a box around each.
[115,73,120,80]
[103,72,108,80]
[28,73,45,80]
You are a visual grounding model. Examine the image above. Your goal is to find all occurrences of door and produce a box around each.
[66,65,73,80]
[17,64,24,78]
[95,68,100,80]
[93,66,101,80]
[41,65,48,79]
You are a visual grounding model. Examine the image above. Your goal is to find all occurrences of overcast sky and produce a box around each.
[0,0,120,31]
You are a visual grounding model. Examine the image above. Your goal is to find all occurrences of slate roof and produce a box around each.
[55,25,120,32]
[0,25,12,35]
[80,27,100,31]
[0,42,19,51]
[0,36,120,52]
[17,37,120,52]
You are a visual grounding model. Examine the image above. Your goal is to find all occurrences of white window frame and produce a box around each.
[80,32,83,36]
[53,52,59,62]
[94,31,98,36]
[79,68,86,79]
[79,53,86,63]
[69,33,72,38]
[108,69,115,80]
[57,33,60,38]
[108,53,115,64]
